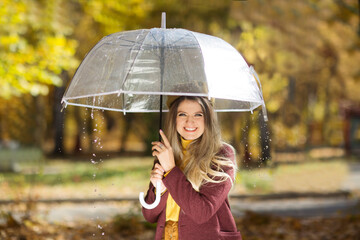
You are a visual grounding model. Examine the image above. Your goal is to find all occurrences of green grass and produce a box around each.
[0,156,350,200]
[233,160,349,194]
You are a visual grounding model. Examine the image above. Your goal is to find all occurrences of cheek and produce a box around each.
[176,119,183,130]
[197,119,205,133]
[199,119,205,127]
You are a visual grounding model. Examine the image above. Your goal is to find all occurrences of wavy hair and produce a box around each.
[164,96,236,191]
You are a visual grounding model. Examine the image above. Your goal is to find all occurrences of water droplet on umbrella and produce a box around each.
[98,224,102,229]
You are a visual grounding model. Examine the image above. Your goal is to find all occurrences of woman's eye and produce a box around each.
[195,113,203,117]
[178,113,186,117]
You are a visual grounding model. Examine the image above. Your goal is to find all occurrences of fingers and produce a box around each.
[151,143,164,153]
[150,132,175,172]
[159,130,171,148]
[152,165,165,175]
[154,163,165,172]
[150,163,165,179]
[150,166,165,190]
[151,130,171,151]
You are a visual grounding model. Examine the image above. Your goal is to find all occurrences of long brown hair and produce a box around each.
[165,96,236,191]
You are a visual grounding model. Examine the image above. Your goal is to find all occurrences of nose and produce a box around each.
[185,116,194,123]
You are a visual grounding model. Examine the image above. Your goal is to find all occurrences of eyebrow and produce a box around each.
[177,110,203,114]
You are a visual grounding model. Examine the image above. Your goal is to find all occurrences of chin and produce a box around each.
[182,134,201,141]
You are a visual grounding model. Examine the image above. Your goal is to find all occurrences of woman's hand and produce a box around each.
[150,163,167,193]
[151,130,176,172]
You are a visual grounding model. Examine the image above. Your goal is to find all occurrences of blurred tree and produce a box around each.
[230,0,360,151]
[0,0,78,149]
[0,0,78,98]
[65,0,151,154]
[2,0,359,157]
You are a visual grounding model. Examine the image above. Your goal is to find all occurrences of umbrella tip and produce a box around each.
[161,12,166,29]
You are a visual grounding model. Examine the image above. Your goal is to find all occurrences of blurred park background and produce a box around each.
[1,0,360,239]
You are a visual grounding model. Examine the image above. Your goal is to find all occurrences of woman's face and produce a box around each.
[176,99,205,140]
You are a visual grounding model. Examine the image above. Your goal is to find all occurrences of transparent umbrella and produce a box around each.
[61,13,267,209]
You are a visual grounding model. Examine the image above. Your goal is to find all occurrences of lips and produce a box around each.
[184,127,197,132]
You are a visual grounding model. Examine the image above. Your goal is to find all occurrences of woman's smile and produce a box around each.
[176,100,205,140]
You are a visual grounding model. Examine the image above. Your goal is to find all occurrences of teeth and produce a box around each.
[185,127,196,131]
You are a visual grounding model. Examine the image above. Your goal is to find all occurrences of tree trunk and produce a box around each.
[73,107,82,153]
[119,114,133,153]
[259,110,271,165]
[241,114,252,168]
[52,71,68,156]
[34,95,45,148]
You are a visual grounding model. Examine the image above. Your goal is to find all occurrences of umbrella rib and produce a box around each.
[167,31,194,46]
[188,31,210,99]
[118,29,150,111]
[63,100,263,113]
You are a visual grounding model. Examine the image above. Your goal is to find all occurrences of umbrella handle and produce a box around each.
[139,181,161,209]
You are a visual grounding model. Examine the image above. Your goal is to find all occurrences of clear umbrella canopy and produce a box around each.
[62,28,267,120]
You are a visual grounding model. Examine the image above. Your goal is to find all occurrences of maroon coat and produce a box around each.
[142,144,242,240]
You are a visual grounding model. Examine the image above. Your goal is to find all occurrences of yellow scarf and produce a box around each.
[165,138,192,221]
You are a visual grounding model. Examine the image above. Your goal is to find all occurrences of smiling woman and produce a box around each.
[176,99,205,140]
[142,96,241,240]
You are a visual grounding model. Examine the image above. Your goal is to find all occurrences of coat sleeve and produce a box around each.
[162,145,236,225]
[141,182,168,223]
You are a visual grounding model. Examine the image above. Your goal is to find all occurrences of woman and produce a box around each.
[142,96,242,240]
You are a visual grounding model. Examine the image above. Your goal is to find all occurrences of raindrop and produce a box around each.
[98,224,102,229]
[93,153,96,157]
[90,159,97,164]
[93,173,96,178]
[79,148,82,151]
[102,232,105,236]
[93,129,97,132]
[91,109,94,119]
